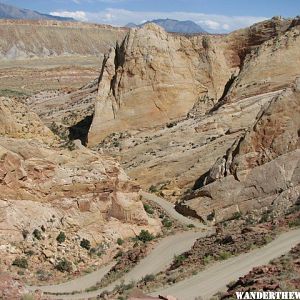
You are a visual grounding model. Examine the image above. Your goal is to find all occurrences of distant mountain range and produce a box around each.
[126,19,206,34]
[0,2,74,21]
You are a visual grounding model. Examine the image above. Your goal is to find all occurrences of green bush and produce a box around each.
[162,218,173,228]
[149,185,158,193]
[55,258,72,273]
[203,255,213,265]
[33,229,42,240]
[117,238,124,246]
[12,257,28,269]
[143,203,154,214]
[56,231,66,243]
[187,223,195,228]
[173,254,188,266]
[137,230,154,243]
[80,238,91,250]
[288,218,300,228]
[231,211,242,220]
[218,251,232,260]
[143,274,155,282]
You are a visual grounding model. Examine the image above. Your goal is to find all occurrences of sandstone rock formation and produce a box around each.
[88,23,234,145]
[0,96,55,144]
[87,17,300,221]
[177,82,300,223]
[0,96,160,282]
[0,19,127,60]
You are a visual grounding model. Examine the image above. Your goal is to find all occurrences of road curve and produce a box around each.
[151,228,300,300]
[27,262,114,294]
[140,191,204,229]
[43,230,212,299]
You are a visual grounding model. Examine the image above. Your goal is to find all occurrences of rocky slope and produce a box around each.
[177,80,300,223]
[0,96,160,285]
[0,19,127,60]
[84,17,300,223]
[221,242,300,299]
[87,23,234,145]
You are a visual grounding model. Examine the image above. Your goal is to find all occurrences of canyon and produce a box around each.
[0,14,299,300]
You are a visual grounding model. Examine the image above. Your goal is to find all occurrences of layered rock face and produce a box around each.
[177,82,300,223]
[89,18,299,220]
[88,23,234,145]
[0,96,160,281]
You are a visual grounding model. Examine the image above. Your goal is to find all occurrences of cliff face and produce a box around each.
[88,23,234,145]
[88,18,300,146]
[177,80,300,223]
[0,19,127,60]
[87,17,300,222]
[0,96,160,281]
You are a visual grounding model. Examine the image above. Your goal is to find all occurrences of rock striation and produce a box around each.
[88,17,300,221]
[88,23,234,145]
[177,81,300,223]
[0,96,160,282]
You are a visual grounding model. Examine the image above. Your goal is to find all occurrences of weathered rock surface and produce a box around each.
[0,19,127,60]
[0,96,160,283]
[0,96,55,144]
[88,23,234,145]
[177,83,300,223]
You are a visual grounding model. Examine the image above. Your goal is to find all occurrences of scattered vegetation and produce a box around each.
[187,223,195,228]
[56,231,66,243]
[80,238,91,250]
[231,211,242,220]
[173,253,188,267]
[12,257,28,269]
[162,218,173,228]
[288,218,300,228]
[32,228,42,240]
[0,89,30,98]
[149,185,158,193]
[55,258,72,273]
[137,230,154,243]
[218,251,232,260]
[142,274,155,283]
[117,238,124,246]
[22,229,29,240]
[143,203,154,214]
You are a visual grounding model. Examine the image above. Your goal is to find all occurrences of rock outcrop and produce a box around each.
[177,82,300,223]
[88,23,234,145]
[0,96,160,282]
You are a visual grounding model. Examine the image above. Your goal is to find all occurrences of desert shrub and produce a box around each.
[56,231,66,243]
[288,218,300,228]
[55,258,72,273]
[12,257,28,269]
[218,251,232,260]
[187,223,195,228]
[22,229,29,240]
[143,203,154,214]
[173,253,188,266]
[80,238,91,250]
[33,229,42,240]
[231,211,242,220]
[143,274,155,282]
[117,238,124,246]
[203,255,213,265]
[149,185,158,193]
[137,230,154,243]
[162,218,173,228]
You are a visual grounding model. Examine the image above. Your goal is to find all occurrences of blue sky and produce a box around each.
[3,0,300,32]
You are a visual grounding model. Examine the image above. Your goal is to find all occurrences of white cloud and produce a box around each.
[50,8,267,33]
[50,10,88,22]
